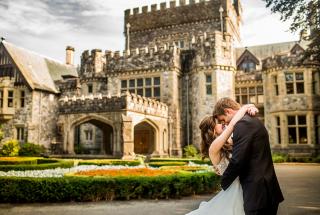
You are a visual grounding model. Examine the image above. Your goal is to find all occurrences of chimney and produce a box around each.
[66,46,75,65]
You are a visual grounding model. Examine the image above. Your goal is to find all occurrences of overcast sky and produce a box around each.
[0,0,298,65]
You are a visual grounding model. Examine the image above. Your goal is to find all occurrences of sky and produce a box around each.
[0,0,299,65]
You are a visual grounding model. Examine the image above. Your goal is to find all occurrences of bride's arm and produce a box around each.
[209,104,257,164]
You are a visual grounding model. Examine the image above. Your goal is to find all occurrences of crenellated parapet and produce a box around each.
[59,92,168,118]
[80,49,106,75]
[125,0,224,33]
[105,44,181,73]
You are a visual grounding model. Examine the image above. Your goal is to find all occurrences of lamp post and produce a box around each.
[185,74,190,146]
[219,5,224,33]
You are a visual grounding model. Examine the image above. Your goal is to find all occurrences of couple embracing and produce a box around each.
[186,98,284,215]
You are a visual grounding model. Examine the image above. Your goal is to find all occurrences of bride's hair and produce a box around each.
[199,116,232,160]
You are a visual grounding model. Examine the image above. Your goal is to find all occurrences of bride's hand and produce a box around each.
[229,104,258,127]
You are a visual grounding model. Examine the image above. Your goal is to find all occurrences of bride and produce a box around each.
[186,104,258,215]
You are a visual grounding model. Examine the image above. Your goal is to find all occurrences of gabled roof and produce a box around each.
[236,49,260,67]
[1,41,78,93]
[236,40,309,61]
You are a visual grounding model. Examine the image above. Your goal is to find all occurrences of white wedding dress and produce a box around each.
[186,157,245,215]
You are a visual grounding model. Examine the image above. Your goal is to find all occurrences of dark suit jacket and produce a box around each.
[221,115,284,212]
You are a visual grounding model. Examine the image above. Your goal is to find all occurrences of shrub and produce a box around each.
[78,159,141,166]
[19,143,46,157]
[183,145,200,158]
[0,139,20,156]
[272,153,287,163]
[0,171,219,203]
[148,161,186,167]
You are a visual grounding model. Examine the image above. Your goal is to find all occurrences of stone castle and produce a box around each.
[0,0,319,158]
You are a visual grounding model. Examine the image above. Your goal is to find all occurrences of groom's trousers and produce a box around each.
[246,203,279,215]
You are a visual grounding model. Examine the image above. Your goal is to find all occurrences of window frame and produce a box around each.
[285,72,305,95]
[287,115,308,144]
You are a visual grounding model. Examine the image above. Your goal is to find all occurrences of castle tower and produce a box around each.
[123,0,242,151]
[124,0,242,50]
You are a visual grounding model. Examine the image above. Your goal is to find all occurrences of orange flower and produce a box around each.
[74,168,179,177]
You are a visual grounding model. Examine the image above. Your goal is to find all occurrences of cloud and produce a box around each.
[0,0,299,64]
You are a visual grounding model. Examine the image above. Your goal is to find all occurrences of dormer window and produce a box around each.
[236,49,259,73]
[240,60,256,72]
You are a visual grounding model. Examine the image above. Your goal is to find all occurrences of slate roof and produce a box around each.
[1,41,78,93]
[236,40,309,61]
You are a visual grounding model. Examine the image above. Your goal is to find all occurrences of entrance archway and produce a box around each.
[74,119,113,155]
[134,121,156,155]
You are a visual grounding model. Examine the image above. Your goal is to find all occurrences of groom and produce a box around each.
[213,98,284,215]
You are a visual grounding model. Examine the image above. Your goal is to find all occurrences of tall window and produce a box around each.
[285,72,304,94]
[16,127,24,142]
[315,115,320,145]
[7,90,14,107]
[85,130,93,140]
[312,71,320,95]
[276,116,281,144]
[20,90,25,108]
[88,84,93,94]
[273,75,279,95]
[235,86,263,105]
[121,77,161,100]
[206,74,212,95]
[0,90,3,108]
[288,115,308,144]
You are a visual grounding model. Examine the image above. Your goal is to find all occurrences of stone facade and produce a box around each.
[1,0,319,158]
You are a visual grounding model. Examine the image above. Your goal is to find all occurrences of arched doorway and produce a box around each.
[134,121,156,155]
[74,119,113,155]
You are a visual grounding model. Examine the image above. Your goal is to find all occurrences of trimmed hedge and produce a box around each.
[78,159,141,166]
[0,172,219,203]
[150,158,212,165]
[148,161,187,167]
[0,157,39,165]
[160,166,209,172]
[0,159,74,172]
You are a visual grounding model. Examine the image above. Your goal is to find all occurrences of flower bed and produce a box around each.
[73,168,178,177]
[78,159,140,166]
[0,171,219,203]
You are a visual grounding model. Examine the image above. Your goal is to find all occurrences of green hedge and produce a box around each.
[148,161,187,167]
[78,159,141,166]
[0,159,74,172]
[0,172,219,203]
[160,166,209,172]
[150,158,212,165]
[0,157,39,165]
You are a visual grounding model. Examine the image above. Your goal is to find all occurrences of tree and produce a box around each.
[263,0,320,63]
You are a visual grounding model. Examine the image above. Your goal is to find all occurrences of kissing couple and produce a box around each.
[186,97,284,215]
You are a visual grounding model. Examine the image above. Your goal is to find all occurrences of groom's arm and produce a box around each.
[221,119,253,190]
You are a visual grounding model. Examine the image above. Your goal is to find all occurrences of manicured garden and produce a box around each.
[0,142,218,203]
[0,140,319,203]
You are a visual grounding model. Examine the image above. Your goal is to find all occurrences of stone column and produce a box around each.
[121,114,134,159]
